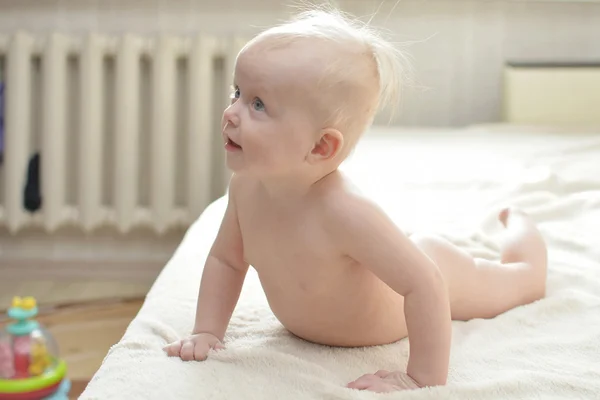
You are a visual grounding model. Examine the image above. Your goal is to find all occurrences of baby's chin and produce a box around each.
[228,163,308,180]
[224,162,266,176]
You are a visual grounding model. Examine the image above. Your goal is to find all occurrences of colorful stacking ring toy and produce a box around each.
[0,297,70,400]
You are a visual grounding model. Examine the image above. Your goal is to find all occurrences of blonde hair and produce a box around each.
[241,6,408,147]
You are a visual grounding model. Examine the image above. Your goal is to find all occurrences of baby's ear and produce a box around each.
[307,128,343,164]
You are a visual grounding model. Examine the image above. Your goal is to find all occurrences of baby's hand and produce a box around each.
[163,333,224,361]
[347,370,421,392]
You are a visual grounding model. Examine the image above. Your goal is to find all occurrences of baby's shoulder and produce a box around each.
[317,177,400,251]
[318,178,384,226]
[318,187,393,251]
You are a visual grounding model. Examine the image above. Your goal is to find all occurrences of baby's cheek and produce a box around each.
[281,141,305,163]
[249,144,280,168]
[264,147,296,171]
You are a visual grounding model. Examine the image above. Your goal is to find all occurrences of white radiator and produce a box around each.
[0,32,247,234]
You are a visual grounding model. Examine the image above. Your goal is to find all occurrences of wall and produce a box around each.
[0,0,599,127]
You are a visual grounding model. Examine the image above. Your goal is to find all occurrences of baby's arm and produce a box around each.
[193,175,248,339]
[165,175,249,360]
[328,195,451,387]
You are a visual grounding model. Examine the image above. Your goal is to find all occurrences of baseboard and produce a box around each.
[0,229,184,283]
[1,257,166,282]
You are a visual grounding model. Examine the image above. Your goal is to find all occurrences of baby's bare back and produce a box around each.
[236,177,408,347]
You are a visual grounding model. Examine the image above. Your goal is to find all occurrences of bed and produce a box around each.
[80,124,600,400]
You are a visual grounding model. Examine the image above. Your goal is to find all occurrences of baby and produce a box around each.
[164,9,548,392]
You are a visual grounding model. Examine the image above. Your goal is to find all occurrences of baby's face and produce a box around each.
[221,41,323,177]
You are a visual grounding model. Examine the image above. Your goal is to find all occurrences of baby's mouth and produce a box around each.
[226,137,242,150]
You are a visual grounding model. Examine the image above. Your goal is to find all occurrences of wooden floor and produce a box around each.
[0,298,144,399]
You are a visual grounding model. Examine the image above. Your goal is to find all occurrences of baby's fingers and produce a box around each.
[214,342,225,350]
[374,370,390,378]
[347,374,378,390]
[194,342,211,361]
[180,341,196,361]
[163,341,183,357]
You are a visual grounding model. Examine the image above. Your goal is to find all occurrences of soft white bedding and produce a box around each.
[81,125,600,400]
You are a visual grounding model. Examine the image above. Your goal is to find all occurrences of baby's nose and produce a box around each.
[222,104,240,128]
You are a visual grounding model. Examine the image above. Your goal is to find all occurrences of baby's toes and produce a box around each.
[498,207,510,226]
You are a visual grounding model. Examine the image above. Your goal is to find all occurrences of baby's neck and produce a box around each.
[256,168,338,202]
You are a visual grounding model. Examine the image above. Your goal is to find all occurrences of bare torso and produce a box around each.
[236,173,408,347]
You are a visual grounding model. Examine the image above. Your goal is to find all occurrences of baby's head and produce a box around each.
[222,8,407,178]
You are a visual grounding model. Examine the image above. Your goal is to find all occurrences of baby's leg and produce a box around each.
[410,208,547,320]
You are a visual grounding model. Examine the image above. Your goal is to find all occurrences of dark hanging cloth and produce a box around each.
[23,152,42,212]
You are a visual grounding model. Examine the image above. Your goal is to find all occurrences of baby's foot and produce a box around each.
[497,207,547,298]
[498,207,530,228]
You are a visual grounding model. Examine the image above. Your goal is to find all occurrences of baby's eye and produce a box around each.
[229,87,240,105]
[252,98,265,112]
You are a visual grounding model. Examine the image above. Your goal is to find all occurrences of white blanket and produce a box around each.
[81,125,600,400]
